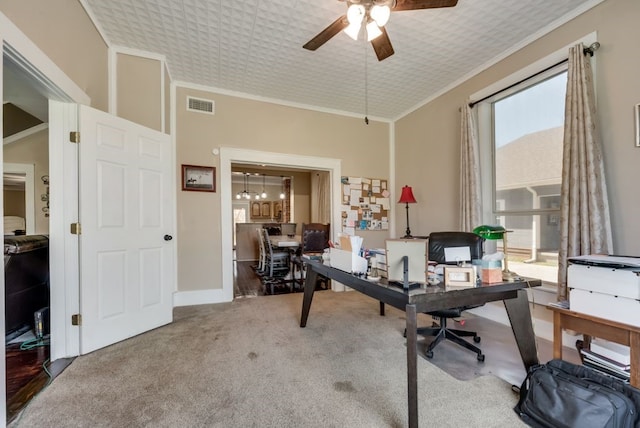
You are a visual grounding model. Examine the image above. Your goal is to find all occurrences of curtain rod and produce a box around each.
[468,42,600,109]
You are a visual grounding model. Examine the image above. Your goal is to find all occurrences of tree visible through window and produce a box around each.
[491,70,567,284]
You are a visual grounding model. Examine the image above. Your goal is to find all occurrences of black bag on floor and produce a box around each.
[515,359,640,428]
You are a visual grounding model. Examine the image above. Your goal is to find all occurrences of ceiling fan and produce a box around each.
[303,0,458,61]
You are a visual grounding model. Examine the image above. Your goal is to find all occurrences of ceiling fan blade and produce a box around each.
[303,15,348,51]
[371,27,394,61]
[392,0,458,12]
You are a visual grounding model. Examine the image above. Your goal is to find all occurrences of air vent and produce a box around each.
[187,96,215,115]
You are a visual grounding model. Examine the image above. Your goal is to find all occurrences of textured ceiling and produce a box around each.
[83,0,594,121]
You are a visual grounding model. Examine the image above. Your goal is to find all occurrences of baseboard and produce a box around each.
[173,289,230,307]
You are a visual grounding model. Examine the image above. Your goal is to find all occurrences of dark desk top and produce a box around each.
[305,259,541,313]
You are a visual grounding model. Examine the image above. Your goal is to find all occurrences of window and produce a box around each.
[480,67,567,286]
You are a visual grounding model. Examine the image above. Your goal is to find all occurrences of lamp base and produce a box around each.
[502,269,520,282]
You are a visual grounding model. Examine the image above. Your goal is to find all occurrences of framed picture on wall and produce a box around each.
[182,165,215,192]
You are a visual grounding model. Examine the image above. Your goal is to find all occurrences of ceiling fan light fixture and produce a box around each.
[366,21,382,41]
[370,5,390,27]
[346,4,365,25]
[344,22,361,40]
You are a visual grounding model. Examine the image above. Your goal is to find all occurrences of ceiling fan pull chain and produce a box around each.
[364,41,369,125]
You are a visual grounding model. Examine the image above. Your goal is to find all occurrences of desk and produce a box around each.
[547,305,640,388]
[300,260,540,428]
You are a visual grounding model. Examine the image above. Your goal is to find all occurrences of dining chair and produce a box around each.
[256,228,267,274]
[293,223,331,290]
[260,229,291,294]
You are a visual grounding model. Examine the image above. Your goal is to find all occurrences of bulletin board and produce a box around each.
[340,176,390,234]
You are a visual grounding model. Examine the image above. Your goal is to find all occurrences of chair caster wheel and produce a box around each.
[477,354,485,362]
[473,336,481,343]
[425,350,434,359]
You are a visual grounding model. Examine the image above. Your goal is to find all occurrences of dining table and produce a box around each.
[268,235,301,249]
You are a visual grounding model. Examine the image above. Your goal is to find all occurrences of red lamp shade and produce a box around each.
[398,186,417,204]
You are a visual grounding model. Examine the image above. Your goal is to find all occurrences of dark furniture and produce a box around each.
[300,259,540,428]
[300,223,330,255]
[420,231,485,360]
[294,223,331,289]
[4,234,50,336]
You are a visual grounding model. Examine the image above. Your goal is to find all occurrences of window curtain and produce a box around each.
[459,104,482,232]
[557,43,613,301]
[311,171,330,224]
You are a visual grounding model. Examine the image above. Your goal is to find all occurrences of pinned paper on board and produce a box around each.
[340,176,389,233]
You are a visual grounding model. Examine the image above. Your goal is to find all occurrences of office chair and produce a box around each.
[419,231,486,361]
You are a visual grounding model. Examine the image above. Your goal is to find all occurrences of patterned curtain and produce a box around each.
[459,104,482,232]
[557,43,613,301]
[311,171,331,224]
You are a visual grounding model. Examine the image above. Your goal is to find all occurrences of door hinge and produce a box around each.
[71,314,82,326]
[70,131,80,143]
[70,223,82,235]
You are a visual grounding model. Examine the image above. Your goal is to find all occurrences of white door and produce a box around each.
[78,105,174,354]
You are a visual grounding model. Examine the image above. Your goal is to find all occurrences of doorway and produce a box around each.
[3,85,52,424]
[219,147,342,303]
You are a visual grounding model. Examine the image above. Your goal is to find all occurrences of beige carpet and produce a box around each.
[14,291,526,427]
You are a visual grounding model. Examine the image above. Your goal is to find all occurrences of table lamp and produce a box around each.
[398,185,417,238]
[473,225,518,281]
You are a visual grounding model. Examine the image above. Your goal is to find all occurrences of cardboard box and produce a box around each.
[329,248,368,274]
[482,268,502,284]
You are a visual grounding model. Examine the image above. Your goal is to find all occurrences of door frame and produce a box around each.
[220,148,342,303]
[1,11,91,371]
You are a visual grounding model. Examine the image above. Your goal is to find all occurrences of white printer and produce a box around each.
[568,255,640,327]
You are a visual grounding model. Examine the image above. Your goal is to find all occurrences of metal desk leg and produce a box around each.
[300,268,319,328]
[503,289,539,371]
[380,301,385,316]
[406,304,418,428]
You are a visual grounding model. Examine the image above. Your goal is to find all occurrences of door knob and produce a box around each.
[164,234,173,241]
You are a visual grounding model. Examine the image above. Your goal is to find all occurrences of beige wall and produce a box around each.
[3,129,49,234]
[117,53,162,131]
[0,0,109,111]
[176,87,390,291]
[4,190,26,218]
[395,0,640,256]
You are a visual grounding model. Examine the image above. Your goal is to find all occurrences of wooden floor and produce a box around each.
[6,337,74,425]
[234,260,266,297]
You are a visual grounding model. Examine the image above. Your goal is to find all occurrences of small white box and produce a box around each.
[329,248,368,274]
[569,288,640,327]
[568,264,640,300]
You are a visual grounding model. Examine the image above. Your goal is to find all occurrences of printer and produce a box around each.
[568,255,640,327]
